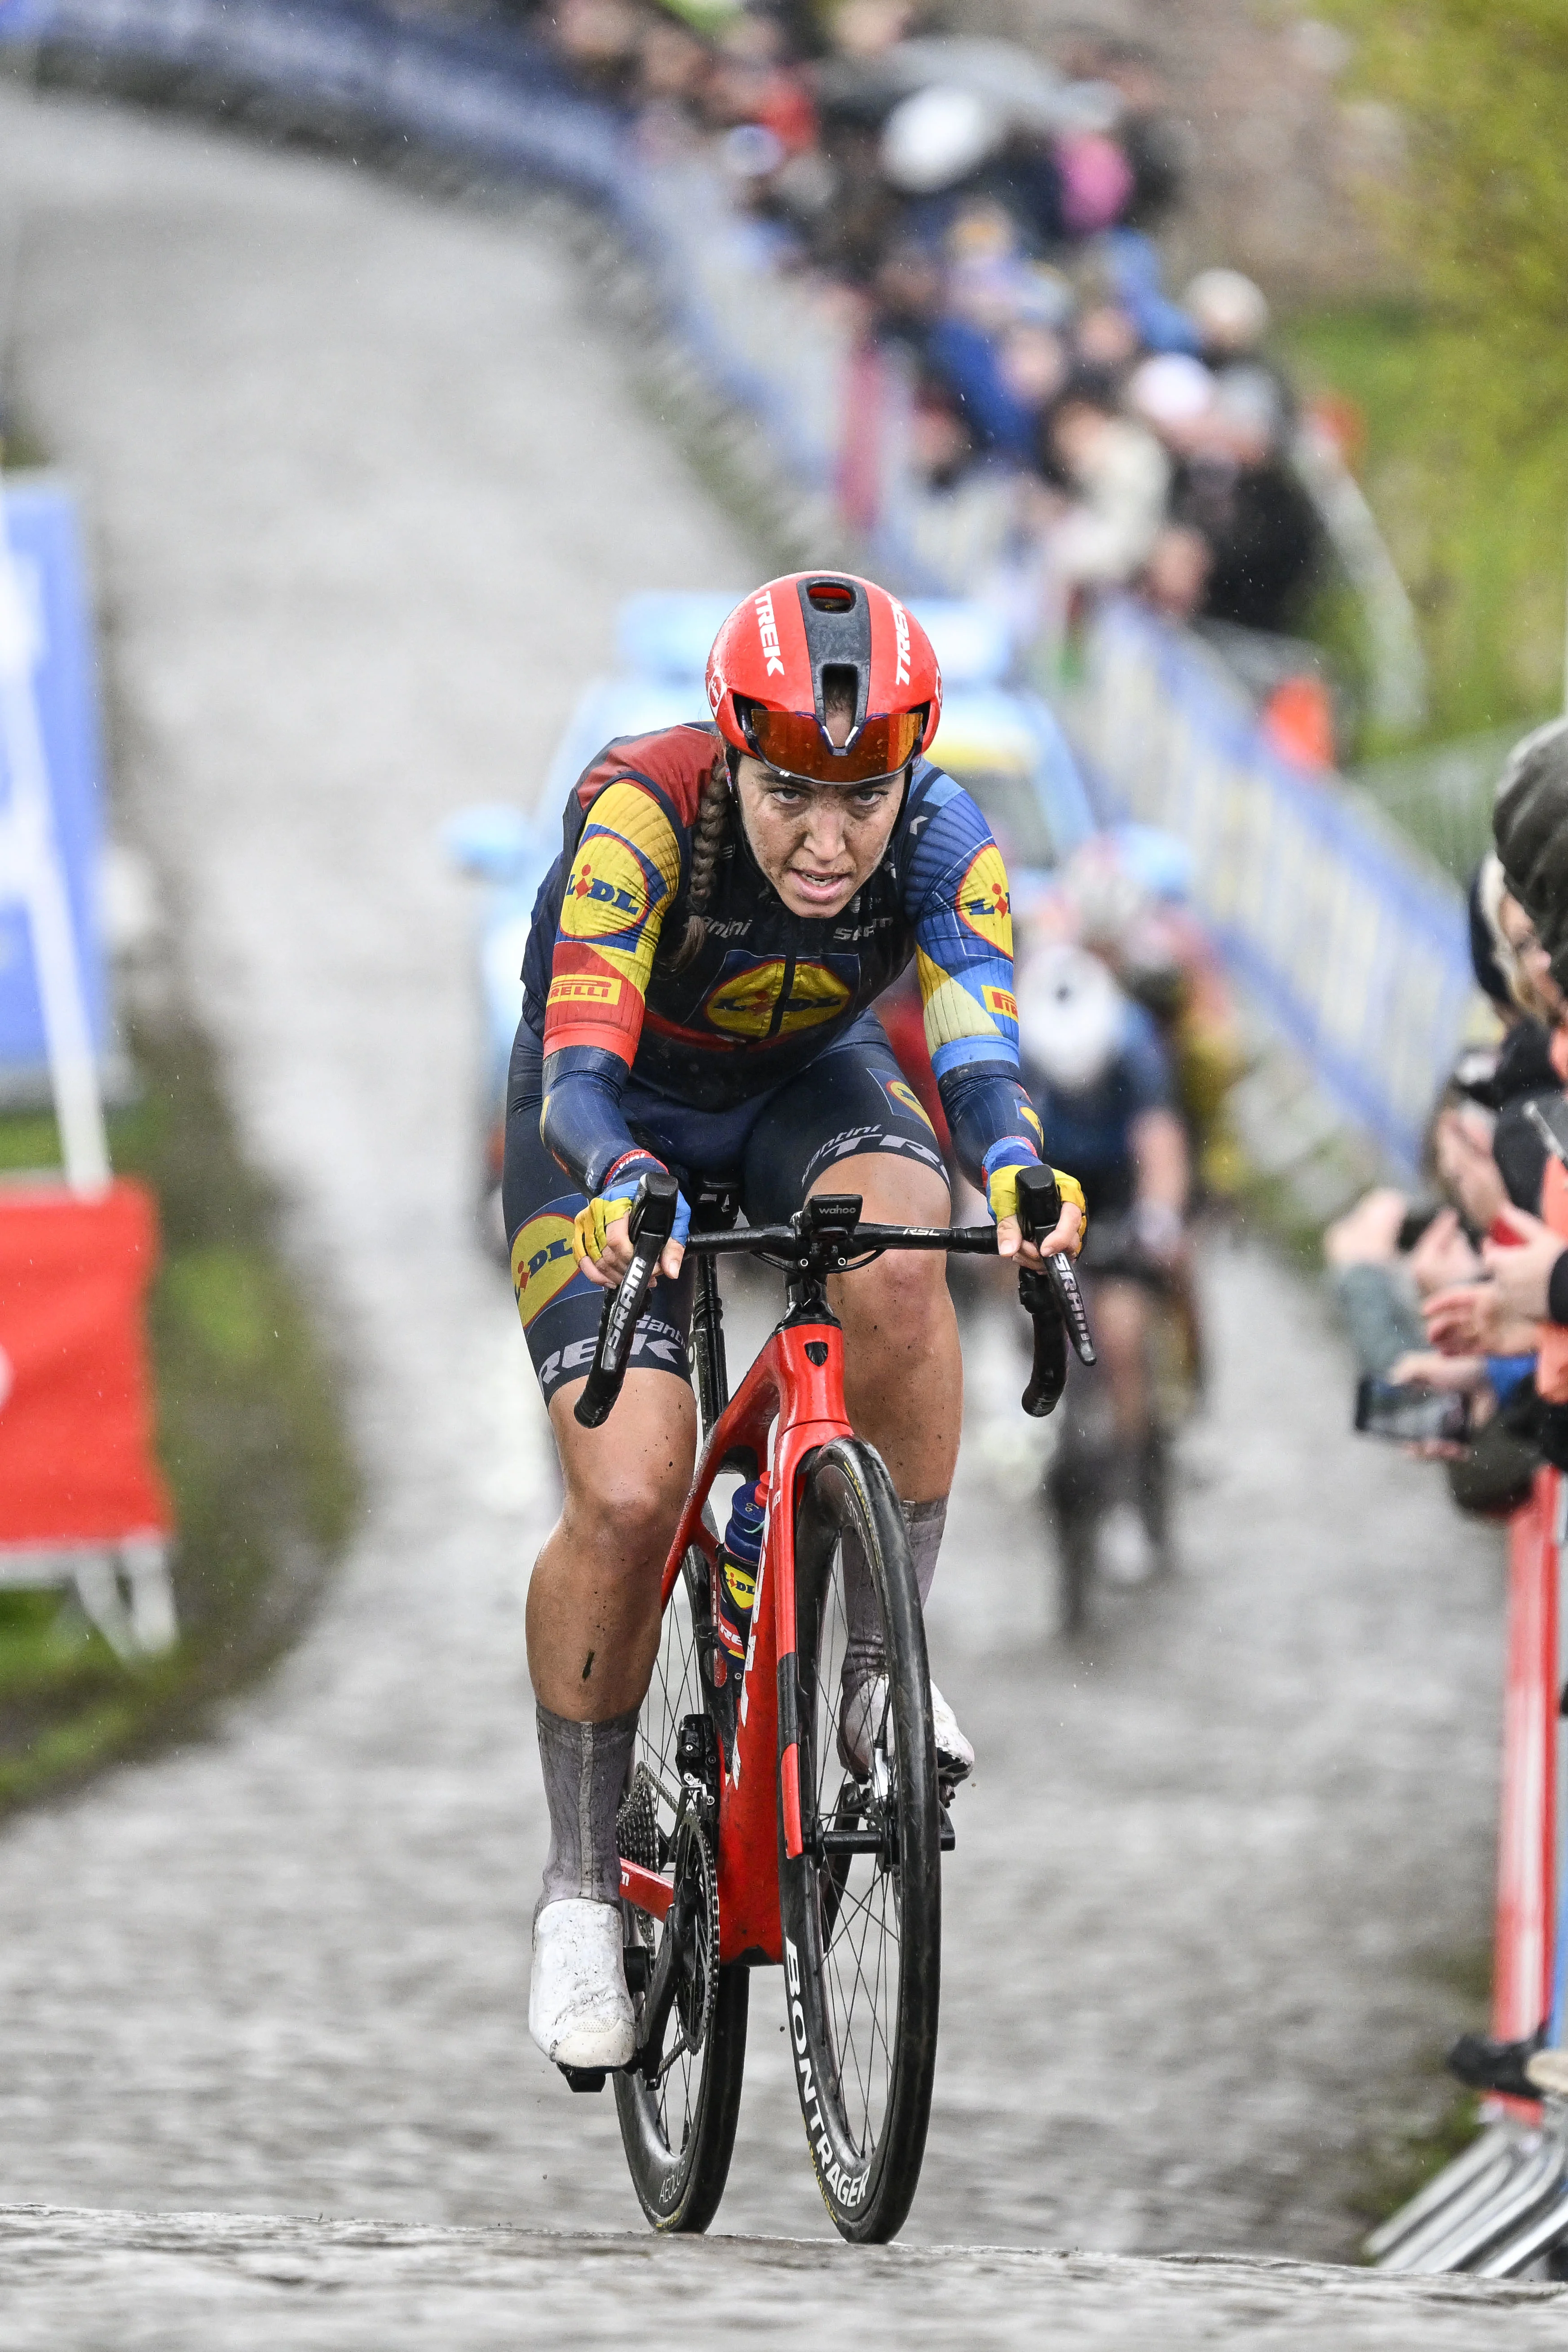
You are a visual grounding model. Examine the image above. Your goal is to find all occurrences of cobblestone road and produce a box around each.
[0,79,1539,2343]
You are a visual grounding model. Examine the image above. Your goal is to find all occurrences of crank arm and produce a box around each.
[633,1899,686,2079]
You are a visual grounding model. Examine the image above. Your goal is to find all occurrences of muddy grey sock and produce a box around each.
[535,1701,639,1918]
[843,1497,949,1689]
[902,1496,946,1608]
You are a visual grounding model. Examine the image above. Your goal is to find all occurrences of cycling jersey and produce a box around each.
[518,721,1038,1198]
[1021,1000,1173,1220]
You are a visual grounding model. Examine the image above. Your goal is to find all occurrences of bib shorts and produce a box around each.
[504,1008,947,1404]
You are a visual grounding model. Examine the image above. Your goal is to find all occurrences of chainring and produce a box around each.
[659,1805,719,2077]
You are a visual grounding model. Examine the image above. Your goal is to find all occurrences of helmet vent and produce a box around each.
[806,580,856,613]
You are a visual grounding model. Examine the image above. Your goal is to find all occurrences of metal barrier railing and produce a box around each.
[1368,1473,1568,2277]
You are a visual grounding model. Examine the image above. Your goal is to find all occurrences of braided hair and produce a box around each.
[665,747,733,971]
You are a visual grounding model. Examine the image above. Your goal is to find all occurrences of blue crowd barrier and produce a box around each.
[0,479,109,1093]
[1069,601,1471,1172]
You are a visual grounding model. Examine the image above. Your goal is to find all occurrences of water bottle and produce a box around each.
[714,1476,768,1672]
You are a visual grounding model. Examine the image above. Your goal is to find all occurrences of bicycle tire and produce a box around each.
[779,1439,940,2244]
[615,1543,747,2233]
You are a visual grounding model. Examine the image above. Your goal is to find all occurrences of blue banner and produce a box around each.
[0,480,108,1085]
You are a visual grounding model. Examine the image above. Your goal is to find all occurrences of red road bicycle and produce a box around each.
[565,1167,1092,2243]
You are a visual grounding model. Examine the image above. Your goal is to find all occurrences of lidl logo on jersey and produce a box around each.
[511,1211,579,1327]
[881,1074,936,1132]
[704,958,852,1039]
[982,985,1018,1023]
[956,844,1012,955]
[561,830,653,942]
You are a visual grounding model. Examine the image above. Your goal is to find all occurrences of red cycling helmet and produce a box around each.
[705,571,942,786]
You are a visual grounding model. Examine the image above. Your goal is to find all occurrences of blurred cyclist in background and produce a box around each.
[1016,939,1191,1605]
[1057,826,1243,1202]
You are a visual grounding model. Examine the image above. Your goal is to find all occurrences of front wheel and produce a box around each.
[614,1542,747,2232]
[779,1439,941,2244]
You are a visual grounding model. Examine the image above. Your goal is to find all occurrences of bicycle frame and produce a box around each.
[606,1177,1092,1972]
[617,1302,849,1967]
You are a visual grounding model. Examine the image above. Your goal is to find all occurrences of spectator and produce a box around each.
[532,0,1333,651]
[1168,377,1323,635]
[1494,719,1568,1011]
[1041,374,1169,592]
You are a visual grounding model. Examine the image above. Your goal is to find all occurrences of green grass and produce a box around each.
[1282,304,1568,758]
[1353,2084,1485,2246]
[1348,1941,1493,2242]
[0,1009,357,1808]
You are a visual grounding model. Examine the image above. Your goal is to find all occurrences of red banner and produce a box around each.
[0,1179,171,1545]
[1493,1468,1559,2053]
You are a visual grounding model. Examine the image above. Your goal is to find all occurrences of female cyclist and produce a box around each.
[506,572,1083,2070]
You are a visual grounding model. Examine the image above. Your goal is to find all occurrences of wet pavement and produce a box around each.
[3,2204,1566,2351]
[0,77,1537,2342]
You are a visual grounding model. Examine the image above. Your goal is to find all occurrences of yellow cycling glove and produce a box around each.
[571,1190,640,1274]
[984,1160,1087,1251]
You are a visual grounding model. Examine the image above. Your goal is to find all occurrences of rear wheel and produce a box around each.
[779,1439,941,2244]
[614,1542,747,2232]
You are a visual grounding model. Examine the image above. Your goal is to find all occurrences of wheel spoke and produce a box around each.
[799,1513,909,2163]
[617,1550,736,2219]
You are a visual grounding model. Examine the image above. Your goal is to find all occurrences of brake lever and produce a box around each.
[1011,1163,1096,1419]
[574,1172,680,1430]
[1014,1163,1095,1366]
[1017,1270,1069,1418]
[1046,1252,1096,1367]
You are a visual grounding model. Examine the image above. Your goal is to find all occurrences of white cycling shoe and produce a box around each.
[929,1682,975,1783]
[528,1898,635,2070]
[838,1673,974,1786]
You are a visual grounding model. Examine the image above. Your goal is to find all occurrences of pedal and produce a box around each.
[623,1944,651,1996]
[558,2064,607,2094]
[938,1802,956,1853]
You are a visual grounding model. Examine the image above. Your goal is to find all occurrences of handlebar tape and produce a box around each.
[574,1172,680,1430]
[1012,1165,1096,1419]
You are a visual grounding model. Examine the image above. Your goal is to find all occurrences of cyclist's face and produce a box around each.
[733,756,903,919]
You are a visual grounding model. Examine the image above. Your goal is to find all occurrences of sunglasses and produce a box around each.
[736,699,925,787]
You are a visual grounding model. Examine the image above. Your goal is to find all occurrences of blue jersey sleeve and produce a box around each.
[902,773,1043,1191]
